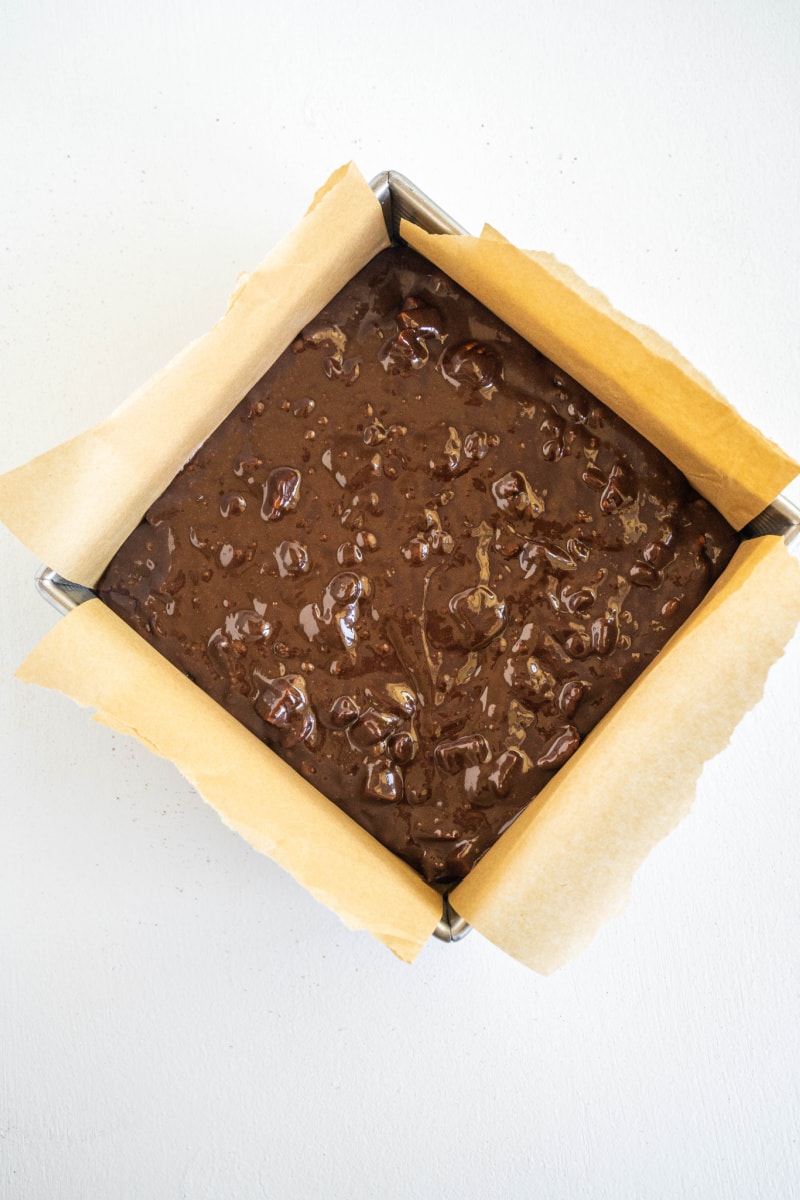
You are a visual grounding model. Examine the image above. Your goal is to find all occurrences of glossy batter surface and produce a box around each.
[98,247,739,883]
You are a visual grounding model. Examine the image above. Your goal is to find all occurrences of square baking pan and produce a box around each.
[32,169,800,945]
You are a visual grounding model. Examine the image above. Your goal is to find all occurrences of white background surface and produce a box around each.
[2,3,799,1197]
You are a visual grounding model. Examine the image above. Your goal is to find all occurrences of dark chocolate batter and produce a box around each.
[98,246,739,884]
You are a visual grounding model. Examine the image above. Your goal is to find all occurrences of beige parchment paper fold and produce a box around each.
[17,600,440,963]
[449,536,800,973]
[0,162,392,589]
[401,222,798,530]
[2,161,800,969]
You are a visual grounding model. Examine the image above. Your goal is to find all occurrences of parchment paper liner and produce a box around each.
[17,599,439,964]
[450,535,800,971]
[401,222,797,531]
[1,163,799,968]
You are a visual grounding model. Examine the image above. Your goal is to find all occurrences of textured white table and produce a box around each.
[2,4,799,1198]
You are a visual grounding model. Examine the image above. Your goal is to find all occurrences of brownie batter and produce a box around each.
[98,246,739,884]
